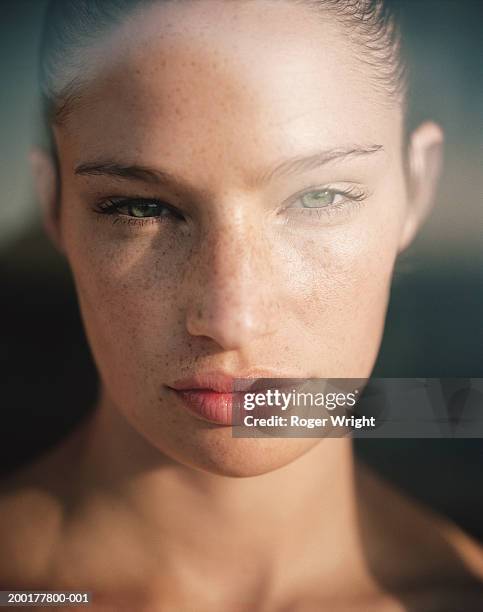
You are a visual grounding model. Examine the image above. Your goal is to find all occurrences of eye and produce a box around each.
[94,197,183,220]
[288,186,366,212]
[118,200,170,218]
[299,190,341,208]
[281,185,368,225]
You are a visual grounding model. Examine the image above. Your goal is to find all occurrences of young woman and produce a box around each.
[1,0,482,609]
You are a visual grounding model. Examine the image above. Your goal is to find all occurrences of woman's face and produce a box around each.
[53,0,410,476]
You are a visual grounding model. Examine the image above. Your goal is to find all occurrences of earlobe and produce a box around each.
[399,121,444,253]
[29,147,64,253]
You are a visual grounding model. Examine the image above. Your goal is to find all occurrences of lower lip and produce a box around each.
[171,382,301,426]
[172,389,239,425]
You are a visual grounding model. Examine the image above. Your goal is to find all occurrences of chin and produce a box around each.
[162,431,321,478]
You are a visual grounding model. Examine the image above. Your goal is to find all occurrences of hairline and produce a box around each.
[41,0,408,128]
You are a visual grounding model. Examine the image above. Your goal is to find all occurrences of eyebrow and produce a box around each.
[253,144,384,185]
[74,144,384,194]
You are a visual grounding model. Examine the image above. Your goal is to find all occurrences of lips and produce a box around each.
[167,371,302,425]
[171,389,237,425]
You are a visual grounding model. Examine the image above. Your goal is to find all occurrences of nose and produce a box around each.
[185,216,278,351]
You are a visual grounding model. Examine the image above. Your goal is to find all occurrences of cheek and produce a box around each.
[62,214,190,402]
[283,198,404,376]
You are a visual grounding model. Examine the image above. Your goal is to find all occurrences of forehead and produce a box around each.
[56,0,402,181]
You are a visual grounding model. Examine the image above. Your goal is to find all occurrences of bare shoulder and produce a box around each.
[0,432,158,603]
[0,426,88,589]
[0,460,65,588]
[356,462,483,610]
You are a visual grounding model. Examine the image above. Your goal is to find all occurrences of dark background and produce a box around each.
[1,0,482,539]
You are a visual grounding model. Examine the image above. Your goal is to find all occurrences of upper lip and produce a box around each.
[168,370,302,393]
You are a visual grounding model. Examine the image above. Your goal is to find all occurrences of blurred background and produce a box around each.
[1,0,482,537]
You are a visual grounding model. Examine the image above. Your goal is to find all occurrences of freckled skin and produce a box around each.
[5,1,483,608]
[53,0,408,477]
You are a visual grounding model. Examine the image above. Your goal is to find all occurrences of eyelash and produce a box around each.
[91,186,367,226]
[285,185,367,219]
[93,197,183,226]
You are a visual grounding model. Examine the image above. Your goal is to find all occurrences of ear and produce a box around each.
[30,147,64,253]
[398,121,444,253]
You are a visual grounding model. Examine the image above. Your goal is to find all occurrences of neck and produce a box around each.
[68,389,368,597]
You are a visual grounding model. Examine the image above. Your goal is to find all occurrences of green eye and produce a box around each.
[300,190,336,208]
[124,202,167,218]
[95,197,184,222]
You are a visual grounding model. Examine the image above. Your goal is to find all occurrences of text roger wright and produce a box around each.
[243,414,376,429]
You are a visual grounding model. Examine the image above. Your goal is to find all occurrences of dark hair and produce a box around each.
[39,0,408,130]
